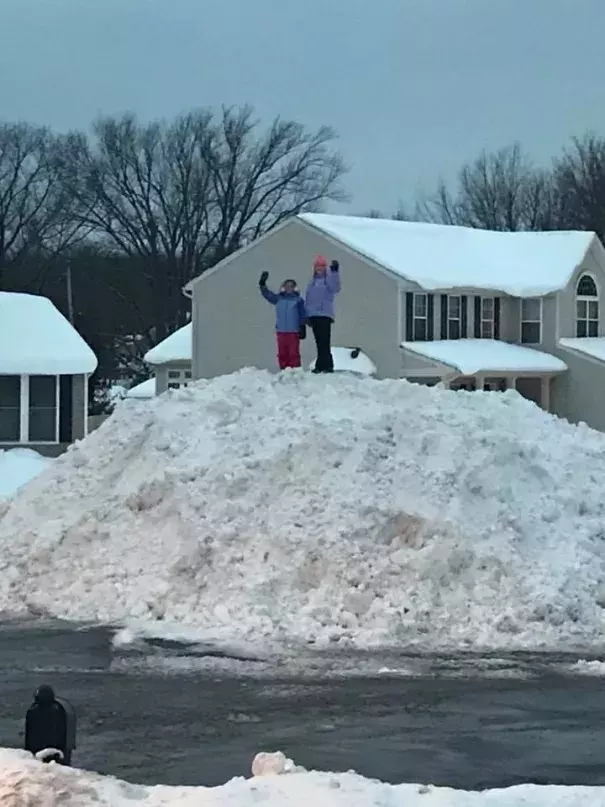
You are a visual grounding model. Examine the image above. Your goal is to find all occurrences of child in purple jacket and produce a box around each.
[305,255,341,373]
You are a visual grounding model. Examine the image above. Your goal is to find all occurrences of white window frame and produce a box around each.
[0,374,60,444]
[480,297,495,339]
[575,274,599,338]
[520,298,542,345]
[446,295,461,339]
[413,293,428,341]
[166,368,192,390]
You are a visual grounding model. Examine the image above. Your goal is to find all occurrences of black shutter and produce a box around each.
[427,295,434,341]
[59,375,73,443]
[461,295,468,338]
[474,296,481,338]
[405,293,413,340]
[440,294,448,339]
[494,297,501,339]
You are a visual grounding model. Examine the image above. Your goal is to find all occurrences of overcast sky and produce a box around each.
[2,0,604,213]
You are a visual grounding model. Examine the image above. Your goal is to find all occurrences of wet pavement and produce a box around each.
[1,621,605,789]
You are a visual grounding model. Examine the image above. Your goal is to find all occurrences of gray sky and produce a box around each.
[2,0,605,213]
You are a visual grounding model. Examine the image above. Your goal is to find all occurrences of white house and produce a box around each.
[0,292,97,455]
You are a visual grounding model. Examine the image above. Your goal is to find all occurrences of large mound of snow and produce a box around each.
[0,747,603,806]
[1,369,605,651]
[0,449,51,499]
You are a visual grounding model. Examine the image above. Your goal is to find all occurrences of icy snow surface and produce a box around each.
[144,324,192,365]
[1,369,605,651]
[559,338,605,363]
[300,213,594,296]
[0,449,50,499]
[401,339,567,375]
[0,292,97,374]
[308,346,377,375]
[1,748,605,806]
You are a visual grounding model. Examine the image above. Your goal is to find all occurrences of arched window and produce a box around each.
[576,274,599,337]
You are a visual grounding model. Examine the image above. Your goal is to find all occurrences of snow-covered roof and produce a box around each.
[300,213,595,297]
[308,347,377,376]
[125,378,156,399]
[558,337,605,363]
[144,323,192,365]
[400,339,567,376]
[0,292,97,375]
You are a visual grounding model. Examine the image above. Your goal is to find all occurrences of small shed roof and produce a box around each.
[0,292,97,375]
[144,323,192,366]
[125,378,156,398]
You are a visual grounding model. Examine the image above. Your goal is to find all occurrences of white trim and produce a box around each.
[447,295,461,339]
[412,292,428,340]
[397,287,403,343]
[520,297,543,345]
[480,296,495,339]
[84,374,89,437]
[55,374,60,442]
[19,375,29,443]
[575,272,599,338]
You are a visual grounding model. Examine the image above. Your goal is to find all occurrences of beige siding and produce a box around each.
[193,219,401,379]
[71,374,87,440]
[557,239,605,339]
[551,349,605,431]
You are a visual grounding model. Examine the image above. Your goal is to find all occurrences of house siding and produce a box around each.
[551,349,605,432]
[193,218,401,379]
[557,240,605,339]
[71,374,87,440]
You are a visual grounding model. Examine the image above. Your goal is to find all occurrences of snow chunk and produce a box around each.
[0,292,97,375]
[301,213,595,296]
[0,449,51,499]
[309,346,376,376]
[1,369,605,652]
[401,339,567,375]
[144,324,192,365]
[251,751,302,776]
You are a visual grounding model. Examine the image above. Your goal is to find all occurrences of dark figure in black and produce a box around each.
[25,685,76,765]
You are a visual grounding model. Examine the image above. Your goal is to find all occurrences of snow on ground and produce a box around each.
[1,748,604,806]
[0,449,51,499]
[2,369,605,651]
[309,346,377,376]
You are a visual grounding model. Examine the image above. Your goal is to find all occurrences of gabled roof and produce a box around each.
[558,338,605,364]
[0,292,97,375]
[301,214,596,297]
[144,323,192,365]
[401,339,567,376]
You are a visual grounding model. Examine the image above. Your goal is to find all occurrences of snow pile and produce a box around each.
[2,369,605,650]
[0,748,604,807]
[0,449,51,499]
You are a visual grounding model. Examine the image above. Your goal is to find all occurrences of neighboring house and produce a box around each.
[143,323,192,394]
[184,213,605,432]
[0,292,97,455]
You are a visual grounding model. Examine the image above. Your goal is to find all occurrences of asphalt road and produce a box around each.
[1,622,605,789]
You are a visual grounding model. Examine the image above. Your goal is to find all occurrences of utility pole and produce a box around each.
[66,256,74,323]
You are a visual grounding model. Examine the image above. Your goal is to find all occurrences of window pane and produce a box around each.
[481,297,494,318]
[448,320,461,340]
[589,300,599,319]
[29,376,56,407]
[521,299,541,320]
[588,320,599,337]
[413,318,427,341]
[448,296,460,318]
[577,275,597,296]
[168,382,180,389]
[184,371,192,379]
[0,408,20,441]
[414,294,427,317]
[576,320,587,337]
[521,321,541,344]
[577,300,587,318]
[481,321,493,339]
[0,376,20,407]
[29,407,56,442]
[167,371,181,379]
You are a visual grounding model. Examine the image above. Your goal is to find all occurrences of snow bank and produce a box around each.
[0,449,50,499]
[1,369,605,651]
[0,747,604,806]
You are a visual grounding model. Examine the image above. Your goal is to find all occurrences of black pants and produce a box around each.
[309,316,333,373]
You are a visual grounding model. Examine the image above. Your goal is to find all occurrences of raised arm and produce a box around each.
[259,271,278,304]
[327,260,341,293]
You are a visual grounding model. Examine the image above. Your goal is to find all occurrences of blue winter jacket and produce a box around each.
[260,287,306,333]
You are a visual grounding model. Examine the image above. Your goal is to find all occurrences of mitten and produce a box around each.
[330,260,339,271]
[299,323,307,340]
[259,271,269,286]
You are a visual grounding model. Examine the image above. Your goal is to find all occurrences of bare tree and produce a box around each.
[0,123,79,286]
[62,106,347,342]
[553,134,605,239]
[418,143,559,231]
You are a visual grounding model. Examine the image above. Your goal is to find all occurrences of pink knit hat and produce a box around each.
[313,255,328,270]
